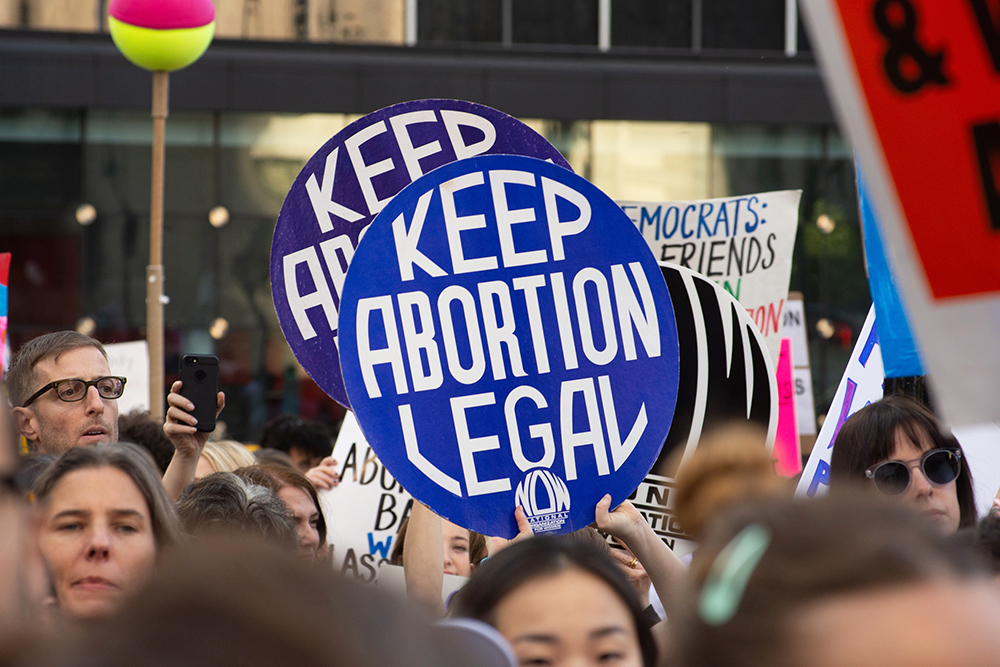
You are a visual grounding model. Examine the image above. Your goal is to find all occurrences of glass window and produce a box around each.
[702,0,785,51]
[308,0,405,44]
[0,109,870,438]
[512,0,598,46]
[611,0,692,49]
[418,0,502,43]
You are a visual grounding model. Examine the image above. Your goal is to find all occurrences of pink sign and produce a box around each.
[774,337,801,477]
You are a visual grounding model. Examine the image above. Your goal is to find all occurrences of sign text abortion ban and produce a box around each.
[339,155,680,538]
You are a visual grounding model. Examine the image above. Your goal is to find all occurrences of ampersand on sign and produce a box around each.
[873,0,949,94]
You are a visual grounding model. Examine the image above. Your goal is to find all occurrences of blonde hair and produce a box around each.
[201,440,256,474]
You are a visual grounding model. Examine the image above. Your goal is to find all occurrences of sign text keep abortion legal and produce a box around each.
[339,155,680,538]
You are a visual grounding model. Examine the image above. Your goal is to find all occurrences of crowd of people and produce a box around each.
[1,329,999,666]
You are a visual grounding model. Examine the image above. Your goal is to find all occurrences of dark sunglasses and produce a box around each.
[22,376,127,408]
[865,447,962,496]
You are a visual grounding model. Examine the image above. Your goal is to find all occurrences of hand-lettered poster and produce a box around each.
[338,154,680,539]
[319,411,412,583]
[618,191,801,363]
[272,100,572,409]
[795,306,1000,518]
[634,264,778,558]
[800,0,1000,426]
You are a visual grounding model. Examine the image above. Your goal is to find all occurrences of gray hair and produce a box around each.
[176,472,296,550]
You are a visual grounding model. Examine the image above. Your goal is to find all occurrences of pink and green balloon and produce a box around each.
[109,0,215,72]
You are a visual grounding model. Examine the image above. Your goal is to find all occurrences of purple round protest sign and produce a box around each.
[271,100,572,408]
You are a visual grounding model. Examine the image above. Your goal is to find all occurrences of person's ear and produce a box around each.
[11,406,39,442]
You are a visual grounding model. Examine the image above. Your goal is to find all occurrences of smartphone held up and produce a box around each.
[179,354,219,432]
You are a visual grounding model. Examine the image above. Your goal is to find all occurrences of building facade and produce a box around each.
[0,0,869,441]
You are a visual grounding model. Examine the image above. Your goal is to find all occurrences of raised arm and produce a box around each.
[160,381,224,502]
[595,494,688,613]
[402,501,447,617]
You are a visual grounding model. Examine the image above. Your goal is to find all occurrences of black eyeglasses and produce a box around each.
[22,376,127,408]
[865,448,962,496]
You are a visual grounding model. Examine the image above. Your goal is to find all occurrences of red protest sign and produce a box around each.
[835,0,1000,299]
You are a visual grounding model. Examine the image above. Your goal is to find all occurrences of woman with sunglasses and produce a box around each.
[829,394,976,533]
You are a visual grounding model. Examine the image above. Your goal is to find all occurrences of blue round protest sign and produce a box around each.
[339,154,680,538]
[271,100,573,408]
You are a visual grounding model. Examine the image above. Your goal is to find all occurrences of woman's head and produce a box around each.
[234,465,327,563]
[177,472,297,551]
[389,516,487,576]
[830,395,975,532]
[669,493,994,667]
[32,442,182,619]
[452,537,657,667]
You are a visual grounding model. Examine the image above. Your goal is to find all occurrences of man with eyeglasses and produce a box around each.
[8,331,123,454]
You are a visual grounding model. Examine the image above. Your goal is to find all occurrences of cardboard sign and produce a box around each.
[801,0,1000,425]
[339,154,680,538]
[619,190,802,362]
[319,411,412,583]
[774,338,802,477]
[797,306,884,497]
[781,295,818,441]
[271,99,572,408]
[635,264,778,558]
[105,341,150,414]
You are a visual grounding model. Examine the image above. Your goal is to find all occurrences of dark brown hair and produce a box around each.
[118,410,173,475]
[829,395,977,528]
[7,331,107,408]
[668,493,988,667]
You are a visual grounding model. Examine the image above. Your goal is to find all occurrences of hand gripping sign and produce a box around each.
[271,100,572,408]
[338,155,680,539]
[631,264,777,557]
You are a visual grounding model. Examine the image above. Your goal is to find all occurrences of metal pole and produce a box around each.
[784,0,798,56]
[598,0,611,52]
[147,71,168,420]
